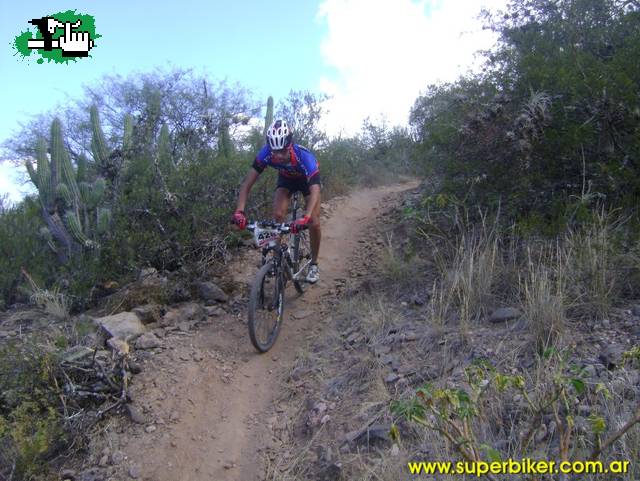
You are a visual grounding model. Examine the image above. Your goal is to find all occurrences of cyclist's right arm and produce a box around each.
[236,168,260,212]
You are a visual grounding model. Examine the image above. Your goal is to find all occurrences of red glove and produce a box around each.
[231,210,247,230]
[291,215,311,234]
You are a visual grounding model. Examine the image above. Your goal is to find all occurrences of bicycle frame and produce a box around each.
[252,191,310,283]
[252,225,295,283]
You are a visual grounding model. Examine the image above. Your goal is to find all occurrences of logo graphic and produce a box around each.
[13,10,99,64]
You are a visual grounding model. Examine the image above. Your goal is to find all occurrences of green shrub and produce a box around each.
[0,343,66,480]
[410,0,640,229]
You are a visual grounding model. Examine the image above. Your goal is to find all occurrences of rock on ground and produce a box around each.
[132,304,163,325]
[135,332,162,350]
[196,281,229,303]
[95,312,146,341]
[489,307,522,323]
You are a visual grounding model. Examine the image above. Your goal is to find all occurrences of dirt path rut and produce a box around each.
[116,181,418,481]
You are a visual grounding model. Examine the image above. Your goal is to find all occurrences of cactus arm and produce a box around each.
[64,211,92,247]
[56,183,73,207]
[50,119,64,191]
[25,159,39,188]
[76,153,88,183]
[97,207,111,234]
[90,105,109,168]
[59,148,81,212]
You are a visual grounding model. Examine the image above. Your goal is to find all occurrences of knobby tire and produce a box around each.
[248,260,284,353]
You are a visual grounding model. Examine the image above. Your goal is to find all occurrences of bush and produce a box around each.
[410,0,640,228]
[0,343,66,480]
[0,198,58,308]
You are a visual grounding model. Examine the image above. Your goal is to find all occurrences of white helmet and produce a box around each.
[266,119,293,150]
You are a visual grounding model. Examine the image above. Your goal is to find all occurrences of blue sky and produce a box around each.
[0,0,506,202]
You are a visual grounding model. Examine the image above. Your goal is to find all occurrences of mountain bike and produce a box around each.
[246,192,312,352]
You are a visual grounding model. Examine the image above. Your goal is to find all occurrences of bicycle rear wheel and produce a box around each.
[292,230,312,294]
[248,260,285,352]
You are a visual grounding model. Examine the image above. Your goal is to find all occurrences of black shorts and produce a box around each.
[276,174,321,197]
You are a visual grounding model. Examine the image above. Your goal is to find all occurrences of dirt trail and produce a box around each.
[117,181,418,481]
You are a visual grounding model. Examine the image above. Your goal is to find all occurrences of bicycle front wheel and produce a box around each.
[248,260,285,352]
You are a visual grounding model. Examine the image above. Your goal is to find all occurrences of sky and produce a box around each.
[0,0,507,203]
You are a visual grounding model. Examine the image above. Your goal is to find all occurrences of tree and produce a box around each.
[275,90,329,149]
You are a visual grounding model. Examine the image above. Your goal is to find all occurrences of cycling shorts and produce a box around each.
[276,174,321,197]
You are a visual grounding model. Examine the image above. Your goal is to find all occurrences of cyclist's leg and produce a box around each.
[274,175,298,222]
[304,190,321,264]
[273,187,290,222]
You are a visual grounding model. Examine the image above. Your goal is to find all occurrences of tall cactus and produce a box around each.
[157,123,173,173]
[122,113,133,170]
[263,96,274,137]
[217,114,232,159]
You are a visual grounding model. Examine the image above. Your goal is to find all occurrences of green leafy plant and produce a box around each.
[393,351,640,478]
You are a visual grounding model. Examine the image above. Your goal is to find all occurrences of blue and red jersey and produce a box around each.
[252,144,320,182]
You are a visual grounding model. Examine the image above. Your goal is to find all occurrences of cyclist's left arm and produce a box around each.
[305,183,321,218]
[296,146,321,220]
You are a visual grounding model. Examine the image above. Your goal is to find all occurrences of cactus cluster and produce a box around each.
[25,106,130,263]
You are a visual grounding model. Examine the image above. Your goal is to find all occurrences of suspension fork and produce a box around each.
[265,244,294,282]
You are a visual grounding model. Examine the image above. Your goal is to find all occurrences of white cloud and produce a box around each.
[316,0,508,136]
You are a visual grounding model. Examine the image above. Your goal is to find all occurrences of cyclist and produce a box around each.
[232,119,321,284]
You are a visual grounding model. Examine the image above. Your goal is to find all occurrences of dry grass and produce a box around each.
[420,213,501,336]
[449,228,500,330]
[565,208,621,320]
[30,286,70,322]
[417,204,627,352]
[519,243,568,353]
[338,290,406,342]
[425,279,453,335]
[378,232,418,291]
[21,268,70,322]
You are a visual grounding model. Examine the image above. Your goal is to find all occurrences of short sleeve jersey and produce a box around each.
[252,144,320,181]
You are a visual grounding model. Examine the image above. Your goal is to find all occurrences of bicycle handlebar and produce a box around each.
[246,220,309,233]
